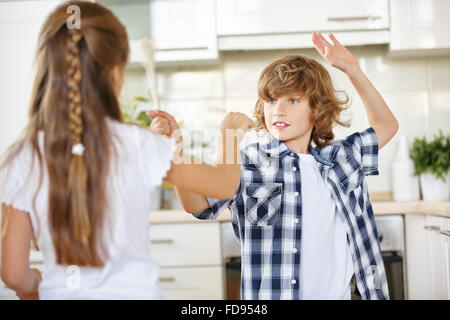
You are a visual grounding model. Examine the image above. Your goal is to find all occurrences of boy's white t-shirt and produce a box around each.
[0,118,176,299]
[297,153,354,300]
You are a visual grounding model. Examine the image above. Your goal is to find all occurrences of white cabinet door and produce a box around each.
[405,214,432,299]
[150,222,225,300]
[216,0,389,36]
[158,266,224,300]
[441,217,450,299]
[149,223,222,267]
[99,0,218,65]
[389,0,450,56]
[149,0,214,50]
[424,215,447,299]
[149,0,218,64]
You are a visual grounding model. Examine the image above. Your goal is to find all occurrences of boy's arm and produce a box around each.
[174,187,210,214]
[158,111,253,205]
[172,118,245,213]
[173,130,241,214]
[312,32,399,150]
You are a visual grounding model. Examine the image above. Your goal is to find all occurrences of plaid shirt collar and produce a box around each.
[259,132,334,167]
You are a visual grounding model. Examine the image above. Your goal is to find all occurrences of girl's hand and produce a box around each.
[312,32,361,76]
[147,110,183,146]
[148,112,171,137]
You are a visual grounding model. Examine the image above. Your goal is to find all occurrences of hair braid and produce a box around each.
[65,29,91,248]
[66,31,84,147]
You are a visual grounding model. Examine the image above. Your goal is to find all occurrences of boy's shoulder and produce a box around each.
[315,127,378,170]
[240,139,272,170]
[317,135,358,161]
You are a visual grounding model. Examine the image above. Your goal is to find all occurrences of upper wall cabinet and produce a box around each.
[148,0,218,65]
[389,0,450,57]
[216,0,390,50]
[98,0,218,66]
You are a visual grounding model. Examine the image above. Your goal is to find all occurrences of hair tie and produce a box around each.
[72,143,85,156]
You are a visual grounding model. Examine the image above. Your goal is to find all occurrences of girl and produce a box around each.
[0,1,253,300]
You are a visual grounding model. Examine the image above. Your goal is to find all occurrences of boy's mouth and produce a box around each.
[272,121,290,130]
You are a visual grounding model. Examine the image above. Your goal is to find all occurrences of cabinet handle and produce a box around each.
[440,230,450,237]
[424,225,441,232]
[159,277,175,283]
[327,15,382,22]
[158,46,209,52]
[151,239,174,245]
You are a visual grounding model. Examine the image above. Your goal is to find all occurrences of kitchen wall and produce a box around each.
[121,44,450,193]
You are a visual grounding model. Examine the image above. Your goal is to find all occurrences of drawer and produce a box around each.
[158,266,224,300]
[149,223,222,267]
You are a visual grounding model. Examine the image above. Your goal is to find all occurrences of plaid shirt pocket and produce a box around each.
[244,183,283,226]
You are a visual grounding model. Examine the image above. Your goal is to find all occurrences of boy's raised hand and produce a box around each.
[220,112,255,133]
[312,32,360,76]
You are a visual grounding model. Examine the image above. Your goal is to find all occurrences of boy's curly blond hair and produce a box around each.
[254,54,351,149]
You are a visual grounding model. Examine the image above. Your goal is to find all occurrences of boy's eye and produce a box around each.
[289,98,298,103]
[267,98,276,104]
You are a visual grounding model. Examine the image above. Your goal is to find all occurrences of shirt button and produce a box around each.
[295,218,299,223]
[292,248,297,253]
[292,167,297,171]
[291,279,297,285]
[294,192,299,196]
[290,152,294,157]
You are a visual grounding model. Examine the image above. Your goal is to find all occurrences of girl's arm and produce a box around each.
[1,204,41,299]
[312,32,399,150]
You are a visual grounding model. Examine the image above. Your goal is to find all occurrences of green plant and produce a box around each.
[122,95,152,127]
[121,94,184,129]
[409,130,450,182]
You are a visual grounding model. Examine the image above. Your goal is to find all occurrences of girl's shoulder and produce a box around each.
[106,117,168,147]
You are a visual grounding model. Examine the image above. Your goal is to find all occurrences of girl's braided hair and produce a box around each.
[0,1,129,267]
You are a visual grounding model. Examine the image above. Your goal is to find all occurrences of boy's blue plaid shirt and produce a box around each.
[194,127,389,300]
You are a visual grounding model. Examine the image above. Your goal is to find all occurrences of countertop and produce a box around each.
[149,201,450,224]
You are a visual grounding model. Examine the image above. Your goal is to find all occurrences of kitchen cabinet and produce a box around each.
[442,217,450,299]
[98,0,218,66]
[216,0,390,50]
[148,0,218,65]
[424,215,447,299]
[149,222,225,299]
[389,0,450,56]
[405,214,450,299]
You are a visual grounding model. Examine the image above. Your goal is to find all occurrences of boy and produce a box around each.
[156,33,398,300]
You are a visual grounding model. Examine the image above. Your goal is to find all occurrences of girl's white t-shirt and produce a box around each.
[0,118,176,299]
[297,153,354,300]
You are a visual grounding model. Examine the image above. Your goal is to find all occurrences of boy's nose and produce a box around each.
[273,101,287,116]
